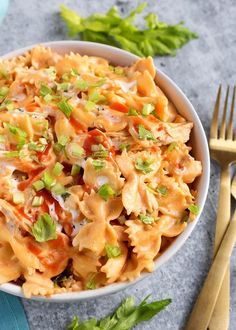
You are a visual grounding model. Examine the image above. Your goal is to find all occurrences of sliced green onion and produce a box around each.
[70,68,79,76]
[167,142,177,152]
[84,100,96,111]
[138,124,156,141]
[0,86,9,98]
[135,158,154,174]
[75,79,89,90]
[0,135,5,143]
[57,82,70,92]
[4,123,27,138]
[98,183,115,201]
[53,143,63,154]
[141,104,155,116]
[71,164,81,176]
[53,136,69,155]
[114,67,124,75]
[51,183,66,195]
[156,186,168,196]
[92,144,108,159]
[32,196,44,207]
[91,79,106,87]
[128,108,138,116]
[32,180,45,191]
[85,273,97,290]
[13,192,25,205]
[57,99,73,118]
[0,69,10,80]
[28,142,45,152]
[188,204,200,215]
[119,143,130,151]
[44,67,56,77]
[40,84,52,97]
[92,159,106,170]
[139,214,155,224]
[58,135,69,146]
[42,171,55,189]
[44,94,53,103]
[69,143,84,158]
[105,244,121,258]
[4,151,19,158]
[88,88,100,103]
[52,162,64,176]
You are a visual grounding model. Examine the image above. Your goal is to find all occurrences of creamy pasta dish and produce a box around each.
[0,46,202,297]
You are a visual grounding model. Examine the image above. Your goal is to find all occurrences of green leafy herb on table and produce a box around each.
[60,2,197,57]
[67,295,171,330]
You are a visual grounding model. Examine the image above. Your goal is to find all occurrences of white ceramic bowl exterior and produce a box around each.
[0,41,210,302]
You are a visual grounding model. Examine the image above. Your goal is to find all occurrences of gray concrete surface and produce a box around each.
[0,0,235,329]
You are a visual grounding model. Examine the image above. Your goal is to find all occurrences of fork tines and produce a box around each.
[210,85,236,140]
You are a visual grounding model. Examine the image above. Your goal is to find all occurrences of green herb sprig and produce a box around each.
[67,295,171,330]
[60,3,197,57]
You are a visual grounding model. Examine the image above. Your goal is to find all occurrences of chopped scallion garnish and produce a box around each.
[40,83,52,97]
[51,183,66,195]
[42,171,55,189]
[75,79,89,90]
[32,196,44,207]
[128,108,138,116]
[138,124,156,141]
[57,99,73,118]
[32,180,45,191]
[92,159,106,170]
[98,183,115,201]
[52,162,64,176]
[141,103,155,116]
[84,100,96,111]
[188,204,200,215]
[105,244,122,258]
[71,164,81,176]
[69,143,85,158]
[139,214,155,224]
[0,86,9,98]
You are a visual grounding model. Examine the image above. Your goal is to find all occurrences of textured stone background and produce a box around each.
[0,0,236,329]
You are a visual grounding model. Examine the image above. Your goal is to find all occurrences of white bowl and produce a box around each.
[0,41,210,302]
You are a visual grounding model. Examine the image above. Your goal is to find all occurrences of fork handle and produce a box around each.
[185,211,236,330]
[208,165,231,330]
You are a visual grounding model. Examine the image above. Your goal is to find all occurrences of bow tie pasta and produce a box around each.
[0,46,202,297]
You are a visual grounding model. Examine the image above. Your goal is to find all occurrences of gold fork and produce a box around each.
[185,85,236,330]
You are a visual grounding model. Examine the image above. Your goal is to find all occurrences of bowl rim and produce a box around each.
[0,40,210,302]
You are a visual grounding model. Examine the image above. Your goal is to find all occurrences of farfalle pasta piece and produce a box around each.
[125,219,162,260]
[73,191,123,254]
[31,46,61,69]
[83,157,124,191]
[0,242,22,284]
[120,254,155,282]
[101,242,128,283]
[72,251,101,279]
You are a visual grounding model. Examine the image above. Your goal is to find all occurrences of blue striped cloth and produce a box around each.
[0,292,29,330]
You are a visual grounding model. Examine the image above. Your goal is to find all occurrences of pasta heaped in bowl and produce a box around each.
[0,46,202,298]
